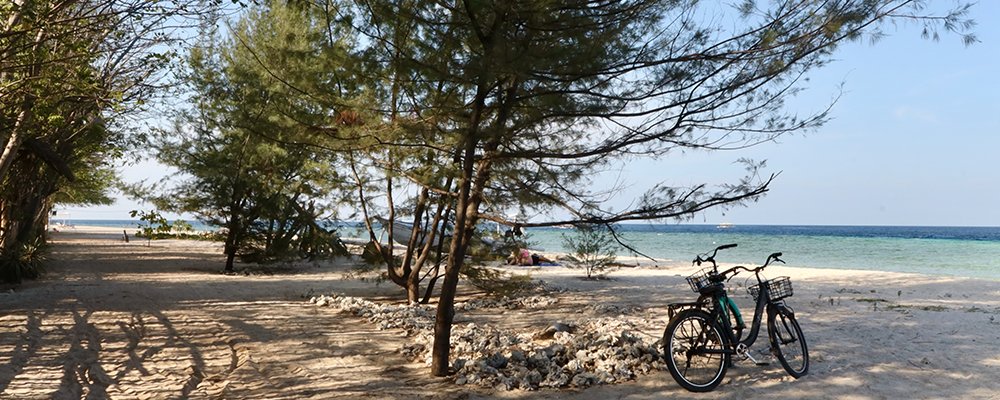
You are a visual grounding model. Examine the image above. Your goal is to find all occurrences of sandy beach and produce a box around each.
[2,226,1000,399]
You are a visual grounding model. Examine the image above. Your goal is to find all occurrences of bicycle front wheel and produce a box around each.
[663,309,730,392]
[768,306,809,378]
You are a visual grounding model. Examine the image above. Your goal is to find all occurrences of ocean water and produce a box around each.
[63,220,1000,280]
[65,219,217,231]
[523,224,1000,280]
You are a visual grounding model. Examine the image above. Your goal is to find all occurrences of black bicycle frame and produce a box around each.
[707,279,776,351]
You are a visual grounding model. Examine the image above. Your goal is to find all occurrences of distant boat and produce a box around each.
[377,217,515,251]
[385,219,448,247]
[716,222,734,229]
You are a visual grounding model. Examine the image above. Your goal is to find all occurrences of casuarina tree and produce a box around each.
[345,1,976,377]
[176,0,977,376]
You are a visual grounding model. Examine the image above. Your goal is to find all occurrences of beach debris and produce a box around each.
[908,357,932,368]
[532,322,575,340]
[309,294,665,390]
[309,294,434,334]
[454,295,559,311]
[587,303,643,315]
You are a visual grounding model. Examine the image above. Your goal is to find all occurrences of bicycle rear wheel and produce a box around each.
[699,294,743,341]
[768,306,809,378]
[663,309,730,392]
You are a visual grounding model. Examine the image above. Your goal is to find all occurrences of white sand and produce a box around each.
[1,226,999,399]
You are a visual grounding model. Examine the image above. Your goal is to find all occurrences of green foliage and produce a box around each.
[142,1,358,269]
[173,220,194,232]
[561,225,619,279]
[123,0,979,373]
[52,162,117,207]
[129,209,196,244]
[0,1,214,266]
[130,209,170,239]
[360,240,396,266]
[461,264,539,299]
[239,223,349,263]
[0,238,46,284]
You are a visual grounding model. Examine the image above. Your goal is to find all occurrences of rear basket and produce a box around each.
[686,267,721,294]
[748,276,793,302]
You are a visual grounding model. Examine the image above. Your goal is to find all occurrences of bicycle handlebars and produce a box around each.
[693,244,785,282]
[693,243,738,266]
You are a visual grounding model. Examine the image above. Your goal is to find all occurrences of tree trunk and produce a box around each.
[0,160,57,254]
[406,278,420,304]
[402,188,430,304]
[0,0,31,41]
[223,216,241,273]
[430,131,481,376]
[420,267,441,305]
[0,17,44,181]
[430,64,506,374]
[411,193,450,304]
[224,251,237,273]
[430,214,470,375]
[0,98,35,182]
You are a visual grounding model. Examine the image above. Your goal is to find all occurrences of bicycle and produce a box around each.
[663,243,808,392]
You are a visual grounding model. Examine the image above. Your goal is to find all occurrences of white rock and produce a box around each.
[310,295,665,391]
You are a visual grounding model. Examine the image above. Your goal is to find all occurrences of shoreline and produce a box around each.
[2,227,1000,398]
[53,224,1000,282]
[52,219,1000,229]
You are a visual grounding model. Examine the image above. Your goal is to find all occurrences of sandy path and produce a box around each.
[508,266,1000,399]
[3,227,1000,399]
[0,230,463,399]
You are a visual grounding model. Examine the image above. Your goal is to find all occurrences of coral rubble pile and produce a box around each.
[310,294,665,390]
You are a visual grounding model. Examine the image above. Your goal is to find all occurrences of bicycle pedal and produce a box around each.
[742,350,770,367]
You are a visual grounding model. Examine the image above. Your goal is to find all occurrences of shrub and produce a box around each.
[130,209,176,244]
[0,238,47,283]
[561,224,618,279]
[462,264,539,298]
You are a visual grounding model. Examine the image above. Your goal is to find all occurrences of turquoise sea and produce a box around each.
[524,225,1000,280]
[68,220,1000,280]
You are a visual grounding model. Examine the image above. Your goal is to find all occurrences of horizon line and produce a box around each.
[56,218,1000,229]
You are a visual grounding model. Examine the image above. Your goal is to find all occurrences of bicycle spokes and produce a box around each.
[769,309,809,378]
[775,314,799,345]
[667,312,727,389]
[666,247,808,391]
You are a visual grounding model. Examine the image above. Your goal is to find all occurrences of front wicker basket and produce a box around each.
[686,267,721,294]
[748,276,793,302]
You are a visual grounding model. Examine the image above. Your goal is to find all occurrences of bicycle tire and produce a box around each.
[768,306,809,378]
[663,309,731,392]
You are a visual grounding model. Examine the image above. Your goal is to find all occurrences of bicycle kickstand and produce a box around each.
[736,343,770,366]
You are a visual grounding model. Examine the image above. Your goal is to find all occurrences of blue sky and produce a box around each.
[67,3,999,227]
[617,2,1000,227]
